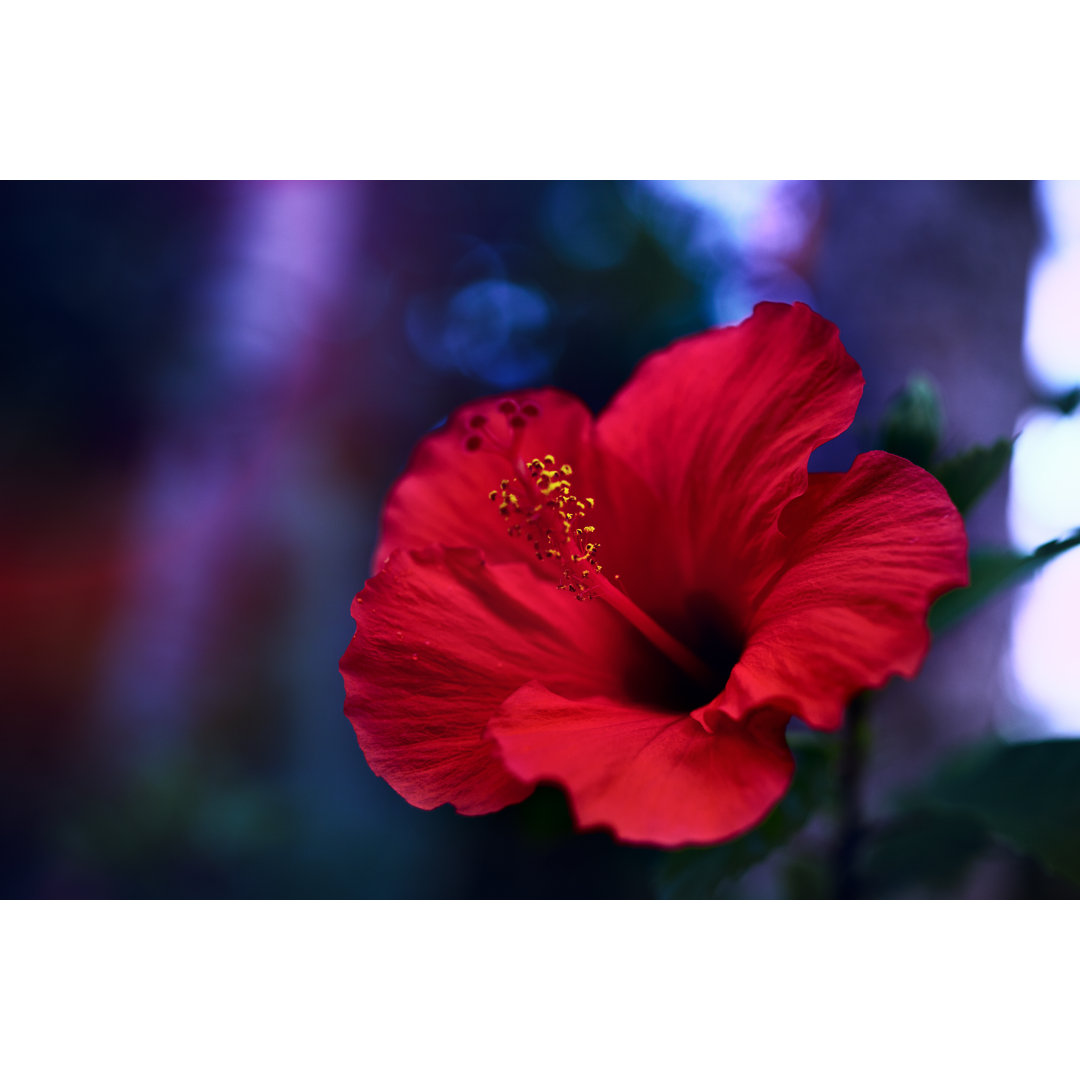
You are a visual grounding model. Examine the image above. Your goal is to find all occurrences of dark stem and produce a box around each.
[834,692,870,900]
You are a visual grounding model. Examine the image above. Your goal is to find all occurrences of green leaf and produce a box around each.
[515,783,576,845]
[654,738,831,899]
[929,528,1080,633]
[880,375,944,468]
[860,811,988,896]
[924,739,1080,886]
[1049,387,1080,415]
[932,437,1014,516]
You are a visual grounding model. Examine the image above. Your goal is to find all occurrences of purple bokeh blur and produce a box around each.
[1,181,1070,897]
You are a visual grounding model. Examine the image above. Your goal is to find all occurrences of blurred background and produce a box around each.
[3,180,1078,898]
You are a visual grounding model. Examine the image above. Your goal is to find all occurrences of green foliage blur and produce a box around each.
[4,181,1079,898]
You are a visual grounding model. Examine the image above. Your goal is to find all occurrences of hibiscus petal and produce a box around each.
[373,388,596,572]
[706,451,969,732]
[341,545,662,814]
[595,302,864,623]
[489,683,793,846]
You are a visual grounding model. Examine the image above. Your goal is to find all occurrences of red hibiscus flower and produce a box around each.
[340,302,969,846]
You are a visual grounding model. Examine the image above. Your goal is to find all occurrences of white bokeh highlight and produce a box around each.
[1009,181,1080,736]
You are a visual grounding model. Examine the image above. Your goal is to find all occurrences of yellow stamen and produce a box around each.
[489,451,714,689]
[491,454,602,597]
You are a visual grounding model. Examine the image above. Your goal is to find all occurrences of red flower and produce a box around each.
[340,303,969,846]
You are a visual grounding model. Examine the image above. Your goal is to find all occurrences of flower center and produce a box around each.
[490,455,600,598]
[482,444,715,690]
[463,398,719,692]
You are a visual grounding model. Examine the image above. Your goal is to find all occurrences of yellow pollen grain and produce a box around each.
[490,453,602,600]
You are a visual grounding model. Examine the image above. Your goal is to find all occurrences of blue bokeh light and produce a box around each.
[407,278,557,388]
